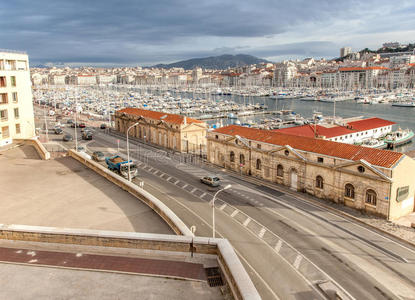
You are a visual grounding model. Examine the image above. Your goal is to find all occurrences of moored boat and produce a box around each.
[384,129,414,149]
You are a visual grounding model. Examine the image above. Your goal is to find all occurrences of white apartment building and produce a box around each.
[340,47,352,57]
[0,50,35,146]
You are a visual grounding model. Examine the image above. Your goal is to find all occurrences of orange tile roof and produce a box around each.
[339,66,389,72]
[213,125,402,168]
[117,108,204,125]
[275,118,395,138]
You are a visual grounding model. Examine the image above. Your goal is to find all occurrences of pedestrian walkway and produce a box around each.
[0,246,207,281]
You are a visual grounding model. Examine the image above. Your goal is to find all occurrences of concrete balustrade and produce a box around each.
[15,138,50,160]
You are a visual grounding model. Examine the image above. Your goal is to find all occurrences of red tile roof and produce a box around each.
[275,118,395,138]
[213,125,402,168]
[117,108,204,125]
[339,66,389,72]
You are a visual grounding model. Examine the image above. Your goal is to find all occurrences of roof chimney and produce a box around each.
[183,116,187,125]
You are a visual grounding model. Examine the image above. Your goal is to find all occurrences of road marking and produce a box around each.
[173,180,180,185]
[259,227,266,238]
[243,218,251,227]
[151,169,158,174]
[182,184,188,189]
[219,204,227,211]
[275,240,283,253]
[148,167,153,171]
[230,210,239,217]
[154,170,160,175]
[293,255,303,269]
[158,173,164,177]
[166,176,171,180]
[190,187,197,193]
[200,192,206,198]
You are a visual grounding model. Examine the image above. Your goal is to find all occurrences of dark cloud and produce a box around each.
[0,0,413,65]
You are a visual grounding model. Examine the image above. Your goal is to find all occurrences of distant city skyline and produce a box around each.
[1,0,415,66]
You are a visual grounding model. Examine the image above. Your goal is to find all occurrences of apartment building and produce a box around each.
[0,50,35,146]
[207,125,415,220]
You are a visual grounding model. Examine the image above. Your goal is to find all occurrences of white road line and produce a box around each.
[173,180,180,185]
[158,173,164,177]
[275,240,283,253]
[166,176,172,180]
[219,204,227,211]
[243,218,251,227]
[191,188,197,193]
[259,227,266,238]
[200,192,206,198]
[293,255,303,270]
[182,184,188,189]
[230,210,239,217]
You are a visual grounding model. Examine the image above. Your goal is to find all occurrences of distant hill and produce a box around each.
[152,54,270,70]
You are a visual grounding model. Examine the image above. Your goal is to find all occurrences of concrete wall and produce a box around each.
[390,156,415,219]
[14,138,50,160]
[68,150,191,236]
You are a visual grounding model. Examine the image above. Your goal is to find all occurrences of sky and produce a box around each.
[1,0,415,66]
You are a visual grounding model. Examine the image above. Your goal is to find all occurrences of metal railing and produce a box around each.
[0,49,27,55]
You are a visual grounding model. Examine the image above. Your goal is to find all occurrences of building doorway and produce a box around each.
[290,169,298,190]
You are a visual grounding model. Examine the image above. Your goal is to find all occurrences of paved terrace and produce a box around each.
[0,143,172,233]
[0,144,223,299]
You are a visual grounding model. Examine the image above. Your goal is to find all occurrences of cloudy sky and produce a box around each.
[1,0,415,66]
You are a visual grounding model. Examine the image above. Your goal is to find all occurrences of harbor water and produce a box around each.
[172,91,415,153]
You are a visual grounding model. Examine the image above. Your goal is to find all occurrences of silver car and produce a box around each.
[200,176,220,187]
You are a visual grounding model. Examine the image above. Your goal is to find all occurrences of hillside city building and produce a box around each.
[0,50,35,146]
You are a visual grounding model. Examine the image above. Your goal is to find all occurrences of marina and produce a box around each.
[33,85,415,152]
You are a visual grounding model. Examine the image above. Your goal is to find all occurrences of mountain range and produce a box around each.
[151,54,270,70]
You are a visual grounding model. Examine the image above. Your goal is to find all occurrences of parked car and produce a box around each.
[54,127,63,134]
[92,151,105,162]
[200,176,221,187]
[70,122,77,128]
[100,123,107,129]
[67,119,74,124]
[62,134,73,142]
[76,146,86,153]
[82,131,93,140]
[79,123,86,128]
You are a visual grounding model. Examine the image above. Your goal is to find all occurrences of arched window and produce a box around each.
[256,159,262,170]
[240,154,245,165]
[230,151,235,162]
[366,189,377,206]
[277,164,284,177]
[345,184,355,199]
[316,176,324,189]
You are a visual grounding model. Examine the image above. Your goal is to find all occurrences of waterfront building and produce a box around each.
[275,117,395,144]
[115,108,207,153]
[207,125,415,220]
[340,47,352,58]
[0,50,35,146]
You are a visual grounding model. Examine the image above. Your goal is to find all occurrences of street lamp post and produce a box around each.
[127,122,140,182]
[210,184,231,238]
[74,91,79,151]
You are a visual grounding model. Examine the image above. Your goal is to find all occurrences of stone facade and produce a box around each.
[114,108,207,154]
[208,126,415,220]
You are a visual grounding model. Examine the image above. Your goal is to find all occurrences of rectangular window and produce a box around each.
[396,186,409,202]
[0,76,6,87]
[15,123,20,134]
[257,144,261,149]
[317,157,324,163]
[0,93,8,104]
[1,126,9,138]
[14,108,19,119]
[12,92,18,103]
[0,109,7,121]
[10,76,16,87]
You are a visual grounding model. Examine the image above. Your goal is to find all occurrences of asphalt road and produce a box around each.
[36,110,415,300]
